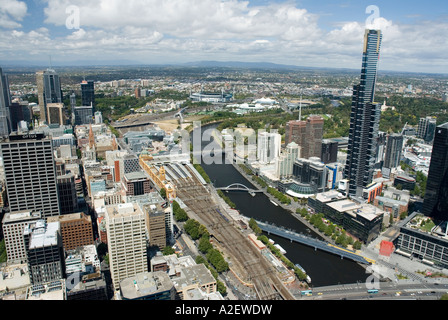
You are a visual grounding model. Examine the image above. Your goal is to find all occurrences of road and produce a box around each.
[299,282,448,300]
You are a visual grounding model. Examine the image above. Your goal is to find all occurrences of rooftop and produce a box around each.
[346,203,385,222]
[26,281,65,300]
[2,210,42,224]
[27,221,60,249]
[47,212,90,223]
[171,264,215,290]
[326,199,362,213]
[402,212,448,240]
[105,202,143,219]
[124,170,149,181]
[120,271,173,300]
[314,190,346,203]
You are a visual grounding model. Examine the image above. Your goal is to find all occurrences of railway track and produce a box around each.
[174,167,295,300]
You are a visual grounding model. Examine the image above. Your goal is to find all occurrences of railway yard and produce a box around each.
[171,163,296,300]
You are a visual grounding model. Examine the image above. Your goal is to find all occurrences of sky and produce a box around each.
[0,0,447,73]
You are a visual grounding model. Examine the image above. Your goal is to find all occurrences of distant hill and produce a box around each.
[1,59,446,77]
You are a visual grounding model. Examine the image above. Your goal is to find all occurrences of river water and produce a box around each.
[194,123,368,287]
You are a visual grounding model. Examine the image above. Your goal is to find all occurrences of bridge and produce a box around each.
[216,183,263,195]
[174,107,187,123]
[255,220,374,265]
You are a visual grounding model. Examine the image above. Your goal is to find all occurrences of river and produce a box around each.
[194,123,368,287]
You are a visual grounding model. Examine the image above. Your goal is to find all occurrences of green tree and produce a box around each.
[195,255,208,266]
[353,241,362,250]
[184,219,201,240]
[400,211,408,220]
[249,218,262,235]
[0,239,7,263]
[162,246,175,255]
[206,249,229,273]
[159,188,167,199]
[198,235,213,253]
[173,200,189,222]
[216,280,227,296]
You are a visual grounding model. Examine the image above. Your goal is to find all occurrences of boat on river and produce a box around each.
[295,263,312,283]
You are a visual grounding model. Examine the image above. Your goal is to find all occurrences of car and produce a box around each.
[318,292,323,295]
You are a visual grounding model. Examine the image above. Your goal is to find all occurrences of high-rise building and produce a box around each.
[2,210,42,263]
[422,122,448,221]
[285,120,306,147]
[344,29,382,198]
[257,131,281,164]
[321,139,338,164]
[134,86,141,99]
[9,101,32,132]
[47,212,93,251]
[417,116,437,144]
[292,157,328,193]
[142,203,167,250]
[276,142,300,178]
[46,103,65,125]
[105,203,147,290]
[285,115,324,160]
[70,91,76,110]
[374,131,387,169]
[122,171,153,196]
[74,105,93,125]
[94,111,103,124]
[57,172,79,214]
[304,115,324,159]
[383,134,404,169]
[0,67,11,137]
[36,69,63,124]
[24,220,65,285]
[81,80,95,109]
[1,132,61,218]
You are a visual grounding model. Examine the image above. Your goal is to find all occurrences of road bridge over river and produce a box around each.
[256,220,374,265]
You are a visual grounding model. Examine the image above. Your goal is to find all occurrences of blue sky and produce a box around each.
[1,0,447,73]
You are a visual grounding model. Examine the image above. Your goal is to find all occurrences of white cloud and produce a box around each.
[0,0,27,28]
[0,1,447,73]
[43,0,321,40]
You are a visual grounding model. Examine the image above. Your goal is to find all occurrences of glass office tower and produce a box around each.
[36,69,63,124]
[0,67,11,137]
[422,122,448,221]
[81,80,95,109]
[344,29,382,198]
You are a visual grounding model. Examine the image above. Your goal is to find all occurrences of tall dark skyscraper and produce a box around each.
[344,29,382,198]
[36,69,63,124]
[81,80,95,109]
[383,133,404,169]
[422,122,448,221]
[0,67,11,137]
[1,132,61,218]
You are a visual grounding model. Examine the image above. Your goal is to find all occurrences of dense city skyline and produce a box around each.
[0,1,447,74]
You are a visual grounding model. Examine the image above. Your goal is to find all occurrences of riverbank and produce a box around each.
[231,162,328,240]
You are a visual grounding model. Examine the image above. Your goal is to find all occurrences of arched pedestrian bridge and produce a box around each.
[216,183,263,194]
